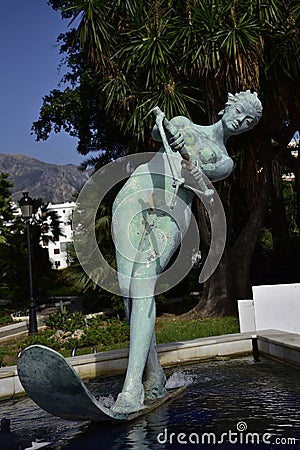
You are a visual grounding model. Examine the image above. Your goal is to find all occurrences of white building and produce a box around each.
[42,202,76,269]
[282,138,298,181]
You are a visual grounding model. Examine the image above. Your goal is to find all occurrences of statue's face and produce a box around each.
[222,102,258,135]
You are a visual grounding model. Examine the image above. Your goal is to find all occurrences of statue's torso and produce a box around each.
[169,117,228,166]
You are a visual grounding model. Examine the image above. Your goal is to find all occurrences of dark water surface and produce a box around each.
[0,357,299,449]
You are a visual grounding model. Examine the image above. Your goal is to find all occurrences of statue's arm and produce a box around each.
[152,124,162,142]
[151,116,192,144]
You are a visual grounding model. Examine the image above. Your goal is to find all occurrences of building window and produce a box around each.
[55,261,61,268]
[54,248,60,255]
[60,242,69,252]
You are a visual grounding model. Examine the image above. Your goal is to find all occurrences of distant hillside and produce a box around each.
[0,153,90,203]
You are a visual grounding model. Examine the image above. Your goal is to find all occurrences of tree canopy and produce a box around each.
[36,1,300,152]
[0,182,63,306]
[32,0,300,315]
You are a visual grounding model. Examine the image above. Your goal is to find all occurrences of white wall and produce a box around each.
[252,283,300,334]
[238,300,256,333]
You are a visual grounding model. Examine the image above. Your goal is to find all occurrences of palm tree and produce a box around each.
[63,200,114,293]
[43,0,300,316]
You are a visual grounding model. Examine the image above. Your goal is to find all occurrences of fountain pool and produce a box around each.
[0,357,299,449]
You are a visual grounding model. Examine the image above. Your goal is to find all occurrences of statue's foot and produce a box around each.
[111,388,144,414]
[144,371,167,400]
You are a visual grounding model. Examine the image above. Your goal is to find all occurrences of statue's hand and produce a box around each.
[169,132,185,152]
[185,162,214,203]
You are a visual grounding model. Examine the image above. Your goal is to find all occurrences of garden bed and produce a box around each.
[0,311,239,367]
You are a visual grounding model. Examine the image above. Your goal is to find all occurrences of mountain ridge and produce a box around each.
[0,153,90,203]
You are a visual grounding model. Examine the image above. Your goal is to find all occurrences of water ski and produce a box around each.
[17,345,185,422]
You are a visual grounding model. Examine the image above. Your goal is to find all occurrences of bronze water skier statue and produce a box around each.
[111,90,262,414]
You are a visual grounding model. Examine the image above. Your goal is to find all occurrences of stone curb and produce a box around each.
[0,330,299,401]
[0,332,253,401]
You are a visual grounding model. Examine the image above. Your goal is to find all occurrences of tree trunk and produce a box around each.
[270,160,290,256]
[231,175,270,299]
[188,247,236,318]
[295,170,300,231]
[183,162,271,318]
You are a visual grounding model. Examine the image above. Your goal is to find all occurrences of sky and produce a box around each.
[0,0,84,166]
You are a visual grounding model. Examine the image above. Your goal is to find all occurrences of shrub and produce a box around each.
[82,316,130,347]
[44,310,86,332]
[43,311,130,349]
[0,314,13,327]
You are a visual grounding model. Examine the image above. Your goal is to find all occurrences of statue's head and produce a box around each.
[219,90,263,135]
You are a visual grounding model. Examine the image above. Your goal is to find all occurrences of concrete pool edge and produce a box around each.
[256,329,300,368]
[0,329,299,401]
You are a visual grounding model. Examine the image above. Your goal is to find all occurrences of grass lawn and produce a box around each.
[0,315,239,367]
[155,316,239,343]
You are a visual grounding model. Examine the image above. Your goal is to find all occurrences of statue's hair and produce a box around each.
[220,90,263,123]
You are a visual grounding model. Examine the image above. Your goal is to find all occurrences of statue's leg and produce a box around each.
[143,332,167,400]
[112,211,181,414]
[123,297,131,321]
[111,295,156,414]
[123,296,165,400]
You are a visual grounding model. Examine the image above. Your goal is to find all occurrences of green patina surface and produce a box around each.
[109,92,263,413]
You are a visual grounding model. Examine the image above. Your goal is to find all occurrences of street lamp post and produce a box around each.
[19,192,38,335]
